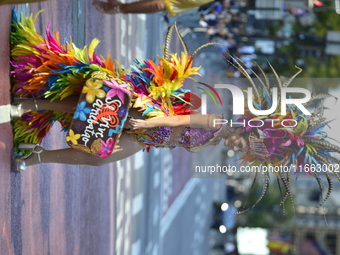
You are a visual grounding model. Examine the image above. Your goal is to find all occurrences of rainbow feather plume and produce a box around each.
[10,9,126,155]
[126,52,202,118]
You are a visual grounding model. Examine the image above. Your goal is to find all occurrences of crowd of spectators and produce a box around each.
[197,0,257,77]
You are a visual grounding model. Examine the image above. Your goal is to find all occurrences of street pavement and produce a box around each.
[0,2,228,255]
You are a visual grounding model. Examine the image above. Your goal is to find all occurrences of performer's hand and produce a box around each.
[92,0,121,14]
[127,118,149,130]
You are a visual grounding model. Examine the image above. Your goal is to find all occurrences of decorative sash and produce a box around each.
[66,71,133,158]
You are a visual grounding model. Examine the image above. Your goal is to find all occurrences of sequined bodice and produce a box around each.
[126,125,224,151]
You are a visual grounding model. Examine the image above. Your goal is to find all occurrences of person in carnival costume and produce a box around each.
[10,11,340,212]
[92,0,214,16]
[11,10,245,172]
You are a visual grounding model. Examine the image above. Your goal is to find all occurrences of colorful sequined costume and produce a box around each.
[126,124,225,152]
[164,0,214,16]
[11,10,222,155]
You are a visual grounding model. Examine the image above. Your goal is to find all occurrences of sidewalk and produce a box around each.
[0,5,14,254]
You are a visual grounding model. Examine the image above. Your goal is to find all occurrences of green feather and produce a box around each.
[197,87,217,105]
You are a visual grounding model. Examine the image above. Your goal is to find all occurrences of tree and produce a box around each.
[237,178,294,229]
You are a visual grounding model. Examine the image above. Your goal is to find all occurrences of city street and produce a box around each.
[0,1,227,255]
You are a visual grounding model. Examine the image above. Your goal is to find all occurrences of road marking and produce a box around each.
[120,17,127,67]
[146,242,153,254]
[127,15,132,62]
[213,180,220,201]
[138,13,146,21]
[116,160,124,255]
[136,14,146,58]
[133,151,144,170]
[160,178,199,238]
[72,0,85,46]
[153,204,159,226]
[109,163,115,255]
[201,185,207,194]
[152,244,158,255]
[131,239,141,255]
[124,159,132,255]
[153,171,160,188]
[195,195,201,204]
[153,147,160,156]
[0,105,11,124]
[162,152,173,214]
[132,193,143,217]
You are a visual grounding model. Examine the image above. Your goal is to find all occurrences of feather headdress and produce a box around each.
[229,56,340,214]
[125,24,222,118]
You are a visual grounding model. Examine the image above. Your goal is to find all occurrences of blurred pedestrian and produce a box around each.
[92,0,215,16]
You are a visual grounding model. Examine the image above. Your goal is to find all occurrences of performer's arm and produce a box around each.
[128,114,219,130]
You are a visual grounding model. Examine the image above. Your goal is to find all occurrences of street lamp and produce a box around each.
[219,225,227,233]
[221,203,229,211]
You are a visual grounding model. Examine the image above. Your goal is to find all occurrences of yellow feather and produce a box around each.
[88,38,100,60]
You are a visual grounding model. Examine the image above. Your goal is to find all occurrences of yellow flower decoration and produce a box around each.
[82,78,106,103]
[66,129,81,145]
